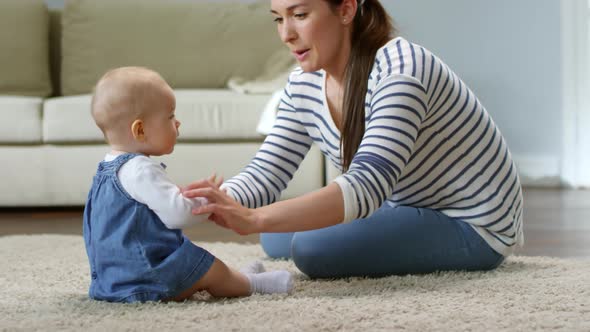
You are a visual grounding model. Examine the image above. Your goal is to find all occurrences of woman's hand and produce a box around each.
[181,175,263,235]
[180,173,224,195]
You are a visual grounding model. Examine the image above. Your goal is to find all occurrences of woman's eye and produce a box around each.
[294,13,307,19]
[273,17,283,23]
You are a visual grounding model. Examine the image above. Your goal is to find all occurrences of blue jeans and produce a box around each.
[260,205,504,278]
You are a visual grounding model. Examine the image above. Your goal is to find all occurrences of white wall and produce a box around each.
[383,0,563,185]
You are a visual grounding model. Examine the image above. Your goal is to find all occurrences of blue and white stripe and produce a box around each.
[224,37,524,256]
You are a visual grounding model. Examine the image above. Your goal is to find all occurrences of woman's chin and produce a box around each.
[298,62,320,73]
[298,59,322,73]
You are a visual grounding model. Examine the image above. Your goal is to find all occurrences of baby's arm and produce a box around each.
[118,156,209,229]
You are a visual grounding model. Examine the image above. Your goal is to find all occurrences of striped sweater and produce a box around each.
[224,37,524,256]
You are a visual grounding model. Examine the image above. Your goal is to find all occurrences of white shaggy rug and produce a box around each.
[1,235,589,331]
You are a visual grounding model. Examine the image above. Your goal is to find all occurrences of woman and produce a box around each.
[183,0,523,278]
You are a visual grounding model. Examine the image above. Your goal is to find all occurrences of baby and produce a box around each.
[83,66,293,303]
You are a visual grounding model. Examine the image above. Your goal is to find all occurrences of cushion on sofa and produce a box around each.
[43,90,270,143]
[61,0,283,96]
[0,143,323,206]
[227,47,295,94]
[0,97,43,143]
[0,0,52,97]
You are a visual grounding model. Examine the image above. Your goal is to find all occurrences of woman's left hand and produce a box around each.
[181,178,262,235]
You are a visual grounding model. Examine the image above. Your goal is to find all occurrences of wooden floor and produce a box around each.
[1,188,589,259]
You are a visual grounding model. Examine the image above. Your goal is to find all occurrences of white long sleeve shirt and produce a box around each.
[106,154,209,229]
[222,37,524,256]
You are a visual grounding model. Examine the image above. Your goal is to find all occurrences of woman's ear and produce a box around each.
[340,0,358,24]
[131,119,146,141]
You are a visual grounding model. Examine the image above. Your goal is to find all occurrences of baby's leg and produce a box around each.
[171,258,293,301]
[172,258,250,300]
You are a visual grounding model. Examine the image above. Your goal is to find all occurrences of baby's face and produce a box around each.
[142,86,180,156]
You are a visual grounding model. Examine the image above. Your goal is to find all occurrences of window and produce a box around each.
[561,0,590,188]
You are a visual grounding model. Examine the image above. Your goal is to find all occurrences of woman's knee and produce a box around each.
[260,233,294,259]
[482,251,505,271]
[290,232,332,278]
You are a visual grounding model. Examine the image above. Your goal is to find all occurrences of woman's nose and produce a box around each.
[279,20,296,44]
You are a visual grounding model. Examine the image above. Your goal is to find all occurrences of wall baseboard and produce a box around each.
[513,154,562,187]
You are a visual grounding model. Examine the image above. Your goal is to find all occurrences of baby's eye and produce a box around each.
[169,114,175,119]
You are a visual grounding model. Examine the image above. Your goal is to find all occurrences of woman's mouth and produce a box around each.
[293,49,310,61]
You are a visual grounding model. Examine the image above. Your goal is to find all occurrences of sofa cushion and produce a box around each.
[61,0,282,96]
[42,95,103,143]
[0,0,52,97]
[43,89,270,143]
[173,90,270,140]
[0,97,43,143]
[0,143,323,206]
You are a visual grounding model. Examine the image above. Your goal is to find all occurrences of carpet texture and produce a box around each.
[1,235,589,331]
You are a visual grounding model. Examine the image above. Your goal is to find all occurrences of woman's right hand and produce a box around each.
[181,178,264,235]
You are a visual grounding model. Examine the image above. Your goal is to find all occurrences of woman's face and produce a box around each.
[271,0,350,73]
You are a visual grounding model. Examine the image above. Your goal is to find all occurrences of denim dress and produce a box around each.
[82,153,215,302]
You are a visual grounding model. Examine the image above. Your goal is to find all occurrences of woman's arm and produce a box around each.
[333,74,428,222]
[222,83,314,208]
[257,182,344,232]
[184,180,344,234]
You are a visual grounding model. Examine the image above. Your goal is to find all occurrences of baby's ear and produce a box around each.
[131,119,146,141]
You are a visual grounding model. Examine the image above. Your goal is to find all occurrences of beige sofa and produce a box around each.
[0,0,325,207]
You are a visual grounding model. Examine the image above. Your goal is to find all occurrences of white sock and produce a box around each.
[245,270,293,295]
[239,261,266,275]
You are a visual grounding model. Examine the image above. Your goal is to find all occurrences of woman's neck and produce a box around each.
[325,70,344,88]
[323,35,351,87]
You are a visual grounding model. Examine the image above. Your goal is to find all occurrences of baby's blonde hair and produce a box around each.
[91,67,170,142]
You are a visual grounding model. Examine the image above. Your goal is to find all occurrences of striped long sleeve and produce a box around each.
[223,80,313,208]
[334,74,427,222]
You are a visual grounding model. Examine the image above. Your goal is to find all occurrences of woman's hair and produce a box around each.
[326,0,395,171]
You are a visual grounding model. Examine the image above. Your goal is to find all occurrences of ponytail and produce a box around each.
[327,0,395,171]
